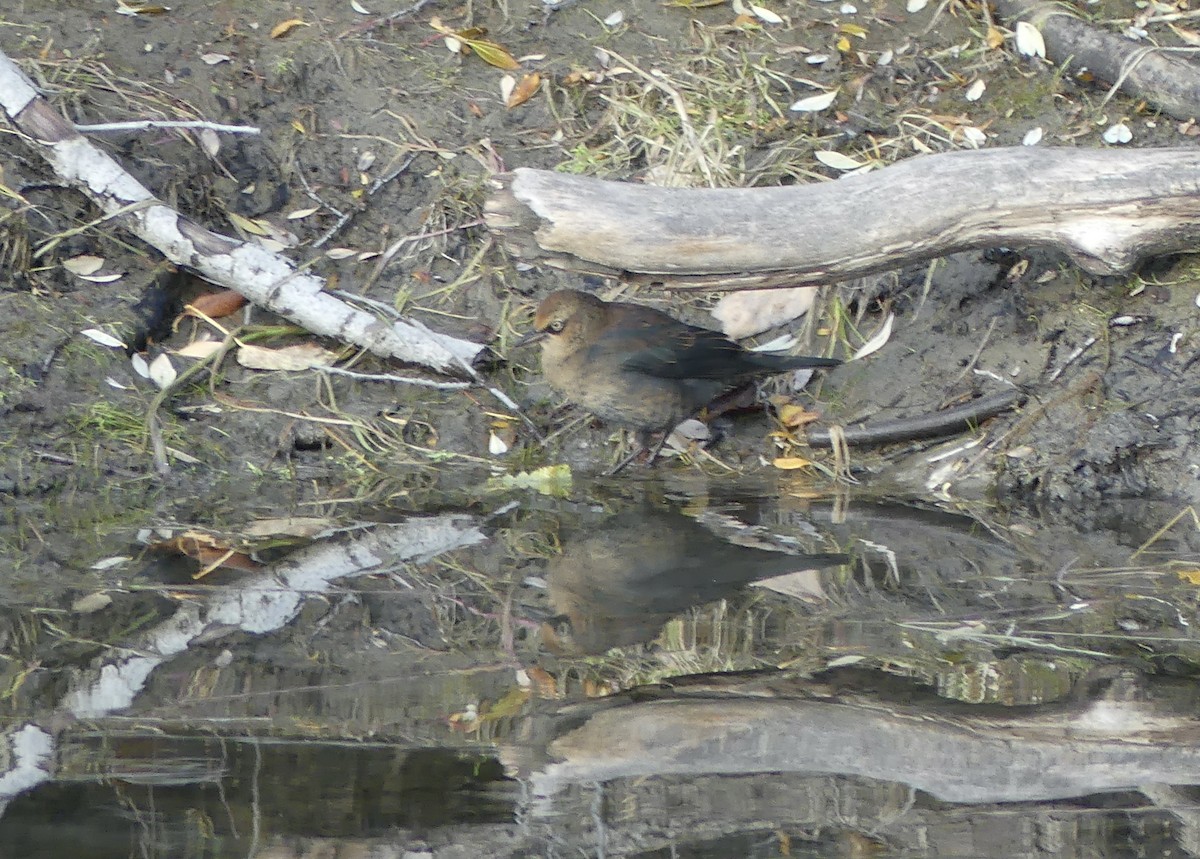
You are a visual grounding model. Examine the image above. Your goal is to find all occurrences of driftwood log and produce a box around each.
[485,148,1200,290]
[994,0,1200,122]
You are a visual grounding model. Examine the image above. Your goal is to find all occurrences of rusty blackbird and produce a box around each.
[516,289,839,463]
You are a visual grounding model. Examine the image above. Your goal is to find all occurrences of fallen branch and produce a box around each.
[806,389,1025,448]
[0,48,484,376]
[994,0,1200,122]
[485,148,1200,290]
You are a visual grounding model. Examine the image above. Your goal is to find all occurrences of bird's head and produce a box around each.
[515,290,605,348]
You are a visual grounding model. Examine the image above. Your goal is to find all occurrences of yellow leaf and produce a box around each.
[291,119,307,134]
[777,404,820,428]
[506,72,541,108]
[227,211,269,236]
[836,36,851,52]
[270,18,309,38]
[773,457,813,470]
[839,23,868,37]
[467,39,520,70]
[1177,569,1200,585]
[985,25,1005,50]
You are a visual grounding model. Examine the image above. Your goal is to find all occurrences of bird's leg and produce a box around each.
[606,429,654,475]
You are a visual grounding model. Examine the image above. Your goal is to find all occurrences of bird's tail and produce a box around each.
[758,353,842,371]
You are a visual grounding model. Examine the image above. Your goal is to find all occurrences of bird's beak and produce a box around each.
[513,330,548,348]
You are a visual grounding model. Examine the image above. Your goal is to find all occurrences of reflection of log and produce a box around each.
[530,685,1200,804]
[994,0,1200,121]
[485,149,1200,290]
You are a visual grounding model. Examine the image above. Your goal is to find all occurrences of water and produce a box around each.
[2,474,1199,857]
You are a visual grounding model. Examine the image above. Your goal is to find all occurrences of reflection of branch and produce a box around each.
[0,48,483,375]
[530,692,1200,806]
[0,514,485,808]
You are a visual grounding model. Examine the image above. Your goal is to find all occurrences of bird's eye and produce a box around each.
[548,320,565,333]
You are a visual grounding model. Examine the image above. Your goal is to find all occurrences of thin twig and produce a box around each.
[337,0,436,38]
[1047,336,1098,383]
[74,120,260,135]
[318,365,471,389]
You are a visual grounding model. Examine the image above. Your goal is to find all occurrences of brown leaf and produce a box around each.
[506,72,541,108]
[187,289,247,319]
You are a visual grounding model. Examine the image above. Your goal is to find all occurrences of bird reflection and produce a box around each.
[542,508,845,655]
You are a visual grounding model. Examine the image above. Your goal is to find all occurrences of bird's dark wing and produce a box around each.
[619,323,750,380]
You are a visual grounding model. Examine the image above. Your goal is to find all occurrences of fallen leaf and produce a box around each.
[773,456,814,470]
[790,90,838,112]
[852,312,895,360]
[72,593,114,614]
[227,211,270,236]
[81,328,127,349]
[815,150,865,171]
[148,353,178,389]
[270,18,309,38]
[506,72,541,108]
[750,3,783,23]
[468,39,521,70]
[1015,21,1045,58]
[237,342,339,371]
[777,403,821,428]
[63,254,105,276]
[173,338,225,359]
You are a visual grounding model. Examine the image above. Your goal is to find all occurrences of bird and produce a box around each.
[516,289,840,467]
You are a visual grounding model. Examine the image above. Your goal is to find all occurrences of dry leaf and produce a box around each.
[506,72,541,108]
[173,338,225,359]
[270,18,309,38]
[72,593,113,614]
[287,206,320,220]
[773,456,814,470]
[750,4,783,23]
[63,254,105,276]
[852,312,895,360]
[227,211,270,236]
[236,342,339,371]
[777,404,820,428]
[789,90,838,112]
[148,353,178,389]
[815,150,865,171]
[78,271,124,283]
[468,39,521,70]
[499,74,517,104]
[130,353,151,378]
[81,328,126,349]
[1102,123,1132,144]
[1014,21,1045,58]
